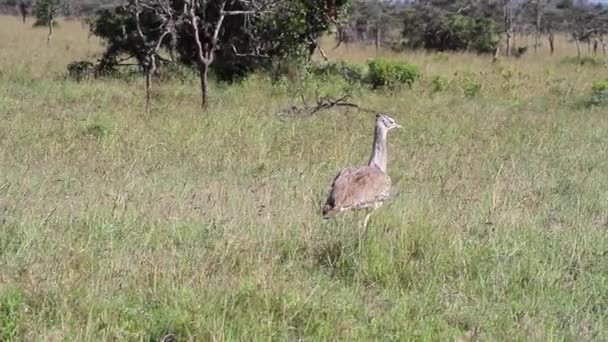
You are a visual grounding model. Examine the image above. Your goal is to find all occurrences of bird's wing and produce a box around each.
[325,166,390,212]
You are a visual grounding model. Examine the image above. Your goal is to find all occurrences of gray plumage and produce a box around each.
[322,113,401,235]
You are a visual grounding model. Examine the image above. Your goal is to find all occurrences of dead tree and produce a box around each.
[130,0,177,113]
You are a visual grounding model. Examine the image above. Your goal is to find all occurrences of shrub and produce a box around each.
[310,61,366,84]
[366,58,419,89]
[67,60,95,82]
[589,80,608,106]
[430,75,450,93]
[460,73,482,97]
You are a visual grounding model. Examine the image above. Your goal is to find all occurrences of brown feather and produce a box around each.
[323,165,391,217]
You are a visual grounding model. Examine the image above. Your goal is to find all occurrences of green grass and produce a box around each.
[1,16,607,341]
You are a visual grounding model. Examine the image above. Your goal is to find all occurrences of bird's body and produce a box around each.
[322,166,390,217]
[322,114,400,236]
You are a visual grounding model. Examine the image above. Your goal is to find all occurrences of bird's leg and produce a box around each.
[360,208,373,239]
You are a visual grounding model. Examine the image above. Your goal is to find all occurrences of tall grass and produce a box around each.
[1,16,607,341]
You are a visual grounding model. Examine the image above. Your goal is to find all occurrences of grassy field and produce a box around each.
[1,15,607,341]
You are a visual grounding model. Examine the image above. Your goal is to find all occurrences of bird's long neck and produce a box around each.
[368,125,388,172]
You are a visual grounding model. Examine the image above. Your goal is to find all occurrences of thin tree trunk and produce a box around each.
[575,38,581,61]
[199,62,210,109]
[548,32,555,55]
[506,33,511,57]
[593,40,598,54]
[22,13,26,23]
[318,46,329,61]
[375,26,380,51]
[534,1,541,53]
[47,19,54,45]
[145,72,152,113]
[144,57,156,113]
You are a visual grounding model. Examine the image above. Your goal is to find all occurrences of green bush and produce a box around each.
[310,61,366,84]
[430,75,450,93]
[366,58,420,89]
[460,73,482,97]
[589,80,608,106]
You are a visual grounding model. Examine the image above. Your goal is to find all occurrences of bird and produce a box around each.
[322,113,401,238]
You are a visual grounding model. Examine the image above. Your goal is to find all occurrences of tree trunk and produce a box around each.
[493,46,500,63]
[593,40,598,55]
[318,46,329,61]
[21,13,26,23]
[145,72,152,113]
[503,0,512,57]
[575,38,581,61]
[375,26,381,51]
[534,1,541,53]
[199,62,210,109]
[548,32,555,55]
[47,19,54,45]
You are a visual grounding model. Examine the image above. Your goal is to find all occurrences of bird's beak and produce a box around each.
[395,124,402,129]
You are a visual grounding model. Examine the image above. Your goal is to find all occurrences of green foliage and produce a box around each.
[33,0,60,26]
[366,58,419,89]
[556,0,573,10]
[402,3,499,53]
[458,73,482,97]
[430,75,450,94]
[0,287,24,341]
[589,80,608,106]
[85,0,349,83]
[309,61,366,84]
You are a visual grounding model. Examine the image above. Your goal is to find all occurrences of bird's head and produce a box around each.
[376,113,401,131]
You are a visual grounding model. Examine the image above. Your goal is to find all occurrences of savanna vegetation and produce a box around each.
[1,0,608,340]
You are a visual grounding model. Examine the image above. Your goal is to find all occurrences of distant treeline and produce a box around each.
[0,0,120,16]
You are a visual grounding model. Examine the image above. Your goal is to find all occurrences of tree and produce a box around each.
[131,0,179,112]
[34,0,61,45]
[89,0,180,111]
[502,0,513,56]
[85,0,349,111]
[183,0,277,109]
[401,1,499,54]
[542,9,561,54]
[18,0,30,23]
[532,0,546,53]
[179,0,347,108]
